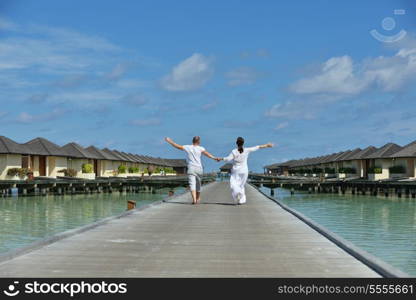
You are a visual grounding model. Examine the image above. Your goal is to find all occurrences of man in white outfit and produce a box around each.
[165,136,218,204]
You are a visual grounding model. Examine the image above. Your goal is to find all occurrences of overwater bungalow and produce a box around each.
[0,136,31,180]
[112,150,134,167]
[101,148,127,177]
[265,140,416,181]
[264,161,293,175]
[219,163,233,174]
[0,135,189,181]
[341,146,378,178]
[120,152,146,176]
[363,143,403,180]
[24,137,69,178]
[320,152,344,176]
[85,145,119,177]
[389,141,416,178]
[164,159,187,175]
[335,148,361,178]
[61,142,101,179]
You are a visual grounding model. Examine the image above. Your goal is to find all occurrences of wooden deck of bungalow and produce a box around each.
[0,181,386,277]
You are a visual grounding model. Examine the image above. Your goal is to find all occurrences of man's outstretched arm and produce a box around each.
[165,137,184,150]
[202,150,218,161]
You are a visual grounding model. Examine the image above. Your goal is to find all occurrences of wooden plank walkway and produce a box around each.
[0,182,379,277]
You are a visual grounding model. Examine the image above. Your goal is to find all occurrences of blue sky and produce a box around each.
[1,0,416,171]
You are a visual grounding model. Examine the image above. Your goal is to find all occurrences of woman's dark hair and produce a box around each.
[236,137,244,153]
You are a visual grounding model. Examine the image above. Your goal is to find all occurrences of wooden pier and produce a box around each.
[0,182,386,277]
[249,174,416,198]
[0,175,216,197]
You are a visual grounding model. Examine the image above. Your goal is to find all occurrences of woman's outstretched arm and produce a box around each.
[165,137,184,150]
[222,152,234,162]
[258,143,274,149]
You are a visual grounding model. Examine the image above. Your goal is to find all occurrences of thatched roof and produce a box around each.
[101,148,125,161]
[338,148,362,161]
[389,140,416,158]
[121,151,140,163]
[319,152,342,164]
[164,159,187,167]
[62,143,100,159]
[24,137,68,157]
[85,146,113,160]
[220,163,233,171]
[365,143,402,159]
[332,151,350,162]
[347,146,378,160]
[0,136,31,154]
[112,150,135,162]
[129,153,147,164]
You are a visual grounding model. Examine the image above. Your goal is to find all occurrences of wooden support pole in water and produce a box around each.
[127,200,136,210]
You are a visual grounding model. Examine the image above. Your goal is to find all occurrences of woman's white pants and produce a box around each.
[229,169,248,204]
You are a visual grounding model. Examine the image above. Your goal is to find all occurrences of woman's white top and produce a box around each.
[223,146,260,172]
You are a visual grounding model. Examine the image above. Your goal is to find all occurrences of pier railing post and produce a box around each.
[127,200,136,210]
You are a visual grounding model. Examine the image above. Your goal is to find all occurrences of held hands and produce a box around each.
[165,137,173,143]
[266,143,274,148]
[214,157,223,162]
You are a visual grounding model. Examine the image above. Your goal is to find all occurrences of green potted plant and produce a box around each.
[80,163,95,180]
[118,165,127,176]
[58,168,77,177]
[389,165,406,178]
[367,166,383,181]
[7,168,28,180]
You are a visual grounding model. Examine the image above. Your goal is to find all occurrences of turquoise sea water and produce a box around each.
[261,187,416,276]
[0,187,185,253]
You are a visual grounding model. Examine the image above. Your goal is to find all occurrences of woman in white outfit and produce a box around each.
[219,137,273,204]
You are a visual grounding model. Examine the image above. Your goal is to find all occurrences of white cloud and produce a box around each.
[105,63,130,80]
[275,122,289,130]
[130,118,161,126]
[266,100,317,120]
[290,56,367,95]
[290,48,416,95]
[16,109,66,124]
[225,67,265,86]
[0,17,18,31]
[160,53,214,91]
[27,93,49,104]
[201,101,218,111]
[122,94,148,106]
[115,78,149,89]
[268,38,416,121]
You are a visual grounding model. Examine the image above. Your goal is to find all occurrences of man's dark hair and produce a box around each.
[192,136,200,144]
